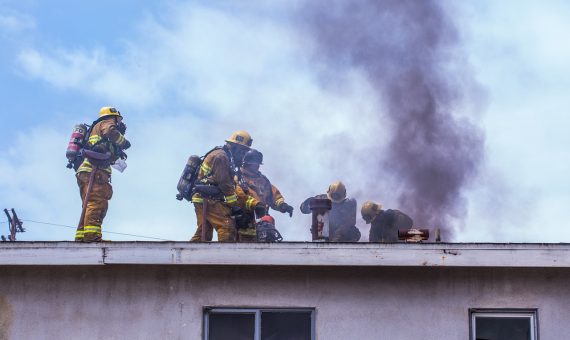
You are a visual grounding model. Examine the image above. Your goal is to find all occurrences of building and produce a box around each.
[1,242,569,339]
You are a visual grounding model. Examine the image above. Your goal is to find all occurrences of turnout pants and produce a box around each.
[76,170,113,242]
[238,227,257,242]
[237,214,257,242]
[191,200,236,242]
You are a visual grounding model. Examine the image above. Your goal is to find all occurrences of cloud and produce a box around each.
[17,47,163,107]
[0,125,78,240]
[0,10,35,34]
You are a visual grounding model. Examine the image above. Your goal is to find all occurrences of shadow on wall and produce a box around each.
[0,296,14,340]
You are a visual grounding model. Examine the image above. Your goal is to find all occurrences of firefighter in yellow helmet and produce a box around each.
[190,131,253,242]
[361,201,414,242]
[300,181,361,242]
[75,107,131,242]
[234,149,293,242]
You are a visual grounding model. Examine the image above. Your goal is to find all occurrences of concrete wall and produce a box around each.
[1,265,569,340]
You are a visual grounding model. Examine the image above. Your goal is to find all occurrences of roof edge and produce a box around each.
[1,242,569,267]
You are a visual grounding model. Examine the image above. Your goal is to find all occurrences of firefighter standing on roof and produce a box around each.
[300,181,361,242]
[75,107,130,242]
[190,131,252,242]
[361,201,414,242]
[235,149,293,242]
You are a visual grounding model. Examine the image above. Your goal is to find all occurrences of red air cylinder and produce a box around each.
[66,124,87,163]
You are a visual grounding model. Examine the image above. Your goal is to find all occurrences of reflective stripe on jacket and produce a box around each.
[240,167,285,210]
[77,118,129,174]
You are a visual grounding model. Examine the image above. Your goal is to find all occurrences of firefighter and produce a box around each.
[75,107,130,242]
[235,149,293,242]
[190,131,254,242]
[300,181,361,242]
[361,201,414,242]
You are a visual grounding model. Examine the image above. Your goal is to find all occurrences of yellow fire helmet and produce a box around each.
[99,106,122,118]
[361,201,382,224]
[226,130,253,148]
[327,181,347,203]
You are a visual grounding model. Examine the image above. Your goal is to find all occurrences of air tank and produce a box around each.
[176,155,202,201]
[65,124,87,168]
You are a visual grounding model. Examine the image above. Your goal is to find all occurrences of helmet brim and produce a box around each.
[226,140,251,149]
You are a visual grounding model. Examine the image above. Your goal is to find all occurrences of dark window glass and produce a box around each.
[208,313,255,340]
[475,317,531,340]
[261,311,312,340]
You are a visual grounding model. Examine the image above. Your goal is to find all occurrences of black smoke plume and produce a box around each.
[302,0,484,239]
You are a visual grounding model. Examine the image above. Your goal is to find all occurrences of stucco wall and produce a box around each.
[0,265,569,339]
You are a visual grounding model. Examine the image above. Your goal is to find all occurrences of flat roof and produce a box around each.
[1,242,570,267]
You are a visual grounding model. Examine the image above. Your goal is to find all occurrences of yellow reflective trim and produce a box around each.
[84,230,101,234]
[245,197,255,210]
[88,135,102,145]
[238,227,257,236]
[200,163,211,176]
[77,159,93,173]
[192,196,204,203]
[275,198,285,206]
[225,194,238,204]
[84,225,101,229]
[84,226,102,232]
[77,160,112,174]
[75,231,84,236]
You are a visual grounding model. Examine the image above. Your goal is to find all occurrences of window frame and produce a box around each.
[203,307,316,340]
[469,308,539,340]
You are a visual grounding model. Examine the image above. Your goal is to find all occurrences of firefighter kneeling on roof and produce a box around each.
[75,107,130,242]
[190,131,253,242]
[235,149,293,242]
[361,201,413,242]
[300,181,361,242]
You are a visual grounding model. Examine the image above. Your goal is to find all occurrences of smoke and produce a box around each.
[301,0,484,238]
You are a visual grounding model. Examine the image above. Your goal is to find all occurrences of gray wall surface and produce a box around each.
[1,265,569,340]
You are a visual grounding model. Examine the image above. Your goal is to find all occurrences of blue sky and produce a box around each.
[0,1,569,242]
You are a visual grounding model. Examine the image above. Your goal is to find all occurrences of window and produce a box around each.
[204,308,314,340]
[470,309,538,340]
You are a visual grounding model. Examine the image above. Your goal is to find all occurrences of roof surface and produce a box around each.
[1,242,570,267]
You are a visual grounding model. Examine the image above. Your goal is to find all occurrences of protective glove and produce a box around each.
[278,202,294,217]
[117,122,127,134]
[122,139,131,150]
[254,203,267,219]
